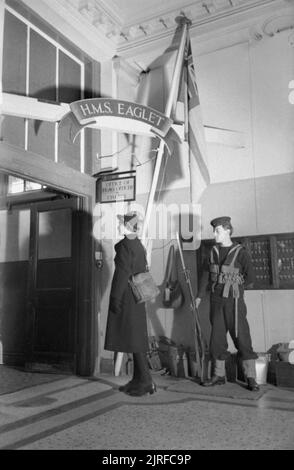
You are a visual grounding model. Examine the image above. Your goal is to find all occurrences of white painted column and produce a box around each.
[111,57,119,171]
[98,60,116,172]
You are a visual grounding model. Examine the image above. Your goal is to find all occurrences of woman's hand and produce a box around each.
[109,297,121,315]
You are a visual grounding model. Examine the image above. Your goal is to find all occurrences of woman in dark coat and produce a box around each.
[104,211,156,396]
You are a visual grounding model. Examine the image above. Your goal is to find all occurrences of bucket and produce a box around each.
[167,345,189,378]
[167,345,178,376]
[255,355,269,385]
[278,350,294,364]
[188,351,198,377]
[176,352,189,378]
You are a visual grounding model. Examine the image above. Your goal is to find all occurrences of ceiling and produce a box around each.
[65,0,289,45]
[23,0,294,63]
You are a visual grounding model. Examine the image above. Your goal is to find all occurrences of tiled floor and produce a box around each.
[0,366,293,450]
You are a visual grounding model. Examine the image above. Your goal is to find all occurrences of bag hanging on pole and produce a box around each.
[163,244,184,309]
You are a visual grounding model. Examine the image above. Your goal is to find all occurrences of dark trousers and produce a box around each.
[209,295,258,361]
[132,352,152,385]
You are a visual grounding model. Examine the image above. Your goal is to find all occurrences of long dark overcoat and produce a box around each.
[104,235,149,353]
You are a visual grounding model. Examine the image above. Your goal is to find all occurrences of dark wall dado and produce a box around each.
[0,261,29,365]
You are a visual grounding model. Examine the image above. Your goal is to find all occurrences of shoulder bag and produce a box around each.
[128,246,160,304]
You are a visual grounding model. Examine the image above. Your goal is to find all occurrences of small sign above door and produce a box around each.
[96,171,136,203]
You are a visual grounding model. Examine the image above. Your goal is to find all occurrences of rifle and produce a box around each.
[176,232,206,383]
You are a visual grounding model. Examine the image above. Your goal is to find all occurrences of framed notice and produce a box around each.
[96,171,136,203]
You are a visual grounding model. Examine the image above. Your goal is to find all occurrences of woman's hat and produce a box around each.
[117,211,143,230]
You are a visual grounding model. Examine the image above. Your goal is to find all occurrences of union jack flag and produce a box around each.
[176,33,210,200]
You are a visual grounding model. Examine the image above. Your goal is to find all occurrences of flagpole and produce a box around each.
[141,15,191,248]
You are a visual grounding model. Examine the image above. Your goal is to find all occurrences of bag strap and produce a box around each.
[211,243,241,266]
[165,245,175,284]
[228,244,242,267]
[129,241,149,277]
[210,245,219,263]
[170,246,179,283]
[143,245,149,272]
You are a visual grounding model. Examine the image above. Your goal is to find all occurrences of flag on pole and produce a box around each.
[175,32,210,202]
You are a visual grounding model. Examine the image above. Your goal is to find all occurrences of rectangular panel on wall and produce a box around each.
[84,128,95,175]
[2,11,27,95]
[1,116,25,148]
[29,30,56,101]
[84,61,100,175]
[58,52,82,170]
[0,261,29,354]
[27,120,55,161]
[0,207,29,358]
[58,127,81,171]
[59,51,82,103]
[84,62,95,99]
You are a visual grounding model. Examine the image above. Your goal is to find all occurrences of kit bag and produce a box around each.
[163,244,184,309]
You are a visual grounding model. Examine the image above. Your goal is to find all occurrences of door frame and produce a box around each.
[0,142,97,376]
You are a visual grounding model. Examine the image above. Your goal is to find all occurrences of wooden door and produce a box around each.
[25,197,79,373]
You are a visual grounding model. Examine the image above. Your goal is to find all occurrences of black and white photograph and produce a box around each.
[0,0,293,454]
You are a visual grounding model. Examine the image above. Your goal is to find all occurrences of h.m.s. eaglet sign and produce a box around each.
[61,98,180,153]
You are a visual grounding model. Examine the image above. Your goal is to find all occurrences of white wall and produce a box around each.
[196,33,294,185]
[251,33,294,178]
[246,290,294,352]
[199,173,294,238]
[197,42,254,184]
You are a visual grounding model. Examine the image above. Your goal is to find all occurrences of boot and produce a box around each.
[119,354,139,392]
[202,375,226,387]
[125,353,156,397]
[247,377,260,391]
[127,382,157,396]
[242,359,260,392]
[118,379,138,392]
[202,359,226,387]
